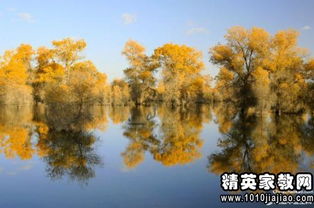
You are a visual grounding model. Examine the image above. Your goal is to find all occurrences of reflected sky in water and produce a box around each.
[0,104,313,207]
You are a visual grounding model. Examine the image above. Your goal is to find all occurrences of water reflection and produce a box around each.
[0,103,313,185]
[121,106,213,168]
[209,103,314,175]
[34,103,105,184]
[0,105,34,160]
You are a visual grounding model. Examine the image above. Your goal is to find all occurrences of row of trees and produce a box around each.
[0,38,213,107]
[0,26,313,113]
[0,39,109,106]
[121,40,212,106]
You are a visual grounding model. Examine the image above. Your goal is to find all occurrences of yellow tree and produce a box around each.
[265,30,307,114]
[211,26,310,115]
[41,38,109,105]
[122,40,159,105]
[210,26,270,113]
[32,47,64,102]
[45,61,108,105]
[110,79,130,105]
[0,44,33,104]
[52,38,86,79]
[251,67,271,113]
[304,59,314,108]
[154,43,207,106]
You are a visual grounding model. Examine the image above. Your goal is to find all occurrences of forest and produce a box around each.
[0,26,314,115]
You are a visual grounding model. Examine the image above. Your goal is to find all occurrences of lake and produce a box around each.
[0,104,313,207]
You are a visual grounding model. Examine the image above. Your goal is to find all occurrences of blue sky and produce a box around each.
[0,0,313,80]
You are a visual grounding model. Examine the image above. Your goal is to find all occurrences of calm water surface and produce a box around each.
[0,104,313,208]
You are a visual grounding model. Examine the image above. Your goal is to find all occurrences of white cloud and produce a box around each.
[18,12,34,23]
[302,25,311,30]
[122,13,136,24]
[186,27,209,35]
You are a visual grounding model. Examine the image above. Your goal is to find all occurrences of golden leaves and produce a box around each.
[211,26,312,114]
[210,45,233,63]
[272,29,299,51]
[154,43,208,105]
[122,40,146,66]
[52,38,86,67]
[155,43,204,74]
[252,67,270,85]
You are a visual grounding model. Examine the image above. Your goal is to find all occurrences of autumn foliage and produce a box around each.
[1,26,314,184]
[0,26,313,114]
[210,26,313,114]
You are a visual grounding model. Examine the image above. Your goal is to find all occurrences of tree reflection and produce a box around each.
[43,103,108,131]
[109,106,130,124]
[121,106,159,168]
[38,130,101,183]
[153,107,206,166]
[34,103,106,184]
[1,102,313,183]
[0,105,34,160]
[209,103,314,175]
[300,113,314,168]
[0,103,106,184]
[122,105,211,168]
